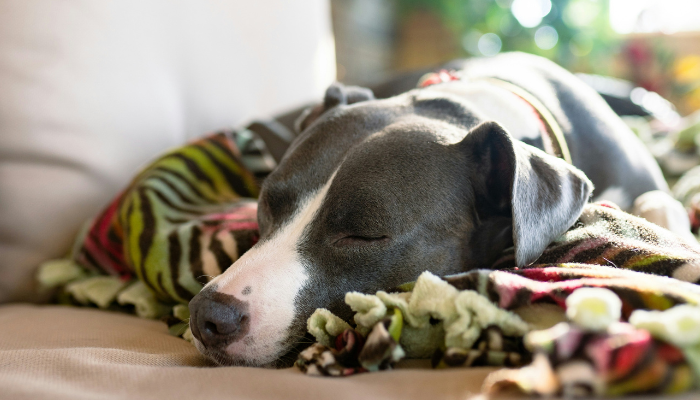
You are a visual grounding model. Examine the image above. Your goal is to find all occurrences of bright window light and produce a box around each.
[610,0,700,34]
[511,0,552,28]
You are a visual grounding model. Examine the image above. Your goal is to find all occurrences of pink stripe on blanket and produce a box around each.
[78,194,130,277]
[490,268,648,309]
[555,237,609,263]
[490,271,571,308]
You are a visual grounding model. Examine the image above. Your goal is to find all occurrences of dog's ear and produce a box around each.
[294,82,375,133]
[459,121,593,267]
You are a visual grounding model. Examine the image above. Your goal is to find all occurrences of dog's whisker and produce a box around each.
[602,257,618,268]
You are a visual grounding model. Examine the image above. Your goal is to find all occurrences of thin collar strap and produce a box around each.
[418,70,572,164]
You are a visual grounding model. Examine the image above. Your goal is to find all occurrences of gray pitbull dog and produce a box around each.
[189,52,677,367]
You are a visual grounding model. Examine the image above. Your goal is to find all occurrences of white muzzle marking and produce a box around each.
[198,172,337,366]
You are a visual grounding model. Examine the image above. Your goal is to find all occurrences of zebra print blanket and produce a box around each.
[78,131,260,304]
[38,131,261,326]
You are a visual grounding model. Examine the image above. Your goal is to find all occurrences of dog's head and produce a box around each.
[189,83,593,367]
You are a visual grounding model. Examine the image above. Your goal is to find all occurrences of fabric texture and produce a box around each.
[491,201,700,281]
[3,303,698,400]
[36,131,261,336]
[72,131,259,304]
[0,304,497,400]
[0,0,335,303]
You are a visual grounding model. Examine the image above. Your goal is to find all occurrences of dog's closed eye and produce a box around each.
[333,235,390,247]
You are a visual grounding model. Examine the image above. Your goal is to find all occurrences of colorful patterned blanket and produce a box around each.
[38,131,261,335]
[38,132,700,397]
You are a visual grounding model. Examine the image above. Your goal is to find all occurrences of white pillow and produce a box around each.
[0,0,336,302]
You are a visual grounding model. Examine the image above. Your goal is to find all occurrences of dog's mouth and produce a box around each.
[194,340,252,367]
[193,330,315,368]
[271,332,318,368]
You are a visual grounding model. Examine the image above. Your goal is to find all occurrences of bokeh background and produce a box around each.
[331,0,700,117]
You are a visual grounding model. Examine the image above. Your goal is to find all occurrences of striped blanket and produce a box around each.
[493,201,700,283]
[39,131,260,324]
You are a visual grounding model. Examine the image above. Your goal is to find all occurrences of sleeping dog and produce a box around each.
[188,52,688,367]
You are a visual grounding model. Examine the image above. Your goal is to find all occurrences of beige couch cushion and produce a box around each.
[0,304,494,400]
[2,305,697,399]
[0,0,335,303]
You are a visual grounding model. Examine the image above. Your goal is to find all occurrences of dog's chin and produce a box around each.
[193,336,312,369]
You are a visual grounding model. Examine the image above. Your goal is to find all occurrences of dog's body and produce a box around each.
[189,52,683,367]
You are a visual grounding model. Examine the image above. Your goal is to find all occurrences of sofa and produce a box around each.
[0,2,697,399]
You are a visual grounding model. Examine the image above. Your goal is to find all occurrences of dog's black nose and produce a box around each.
[189,287,250,349]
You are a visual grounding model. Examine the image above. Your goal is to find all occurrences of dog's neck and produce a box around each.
[425,80,543,141]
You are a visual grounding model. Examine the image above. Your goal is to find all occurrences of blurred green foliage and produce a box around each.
[396,0,620,74]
